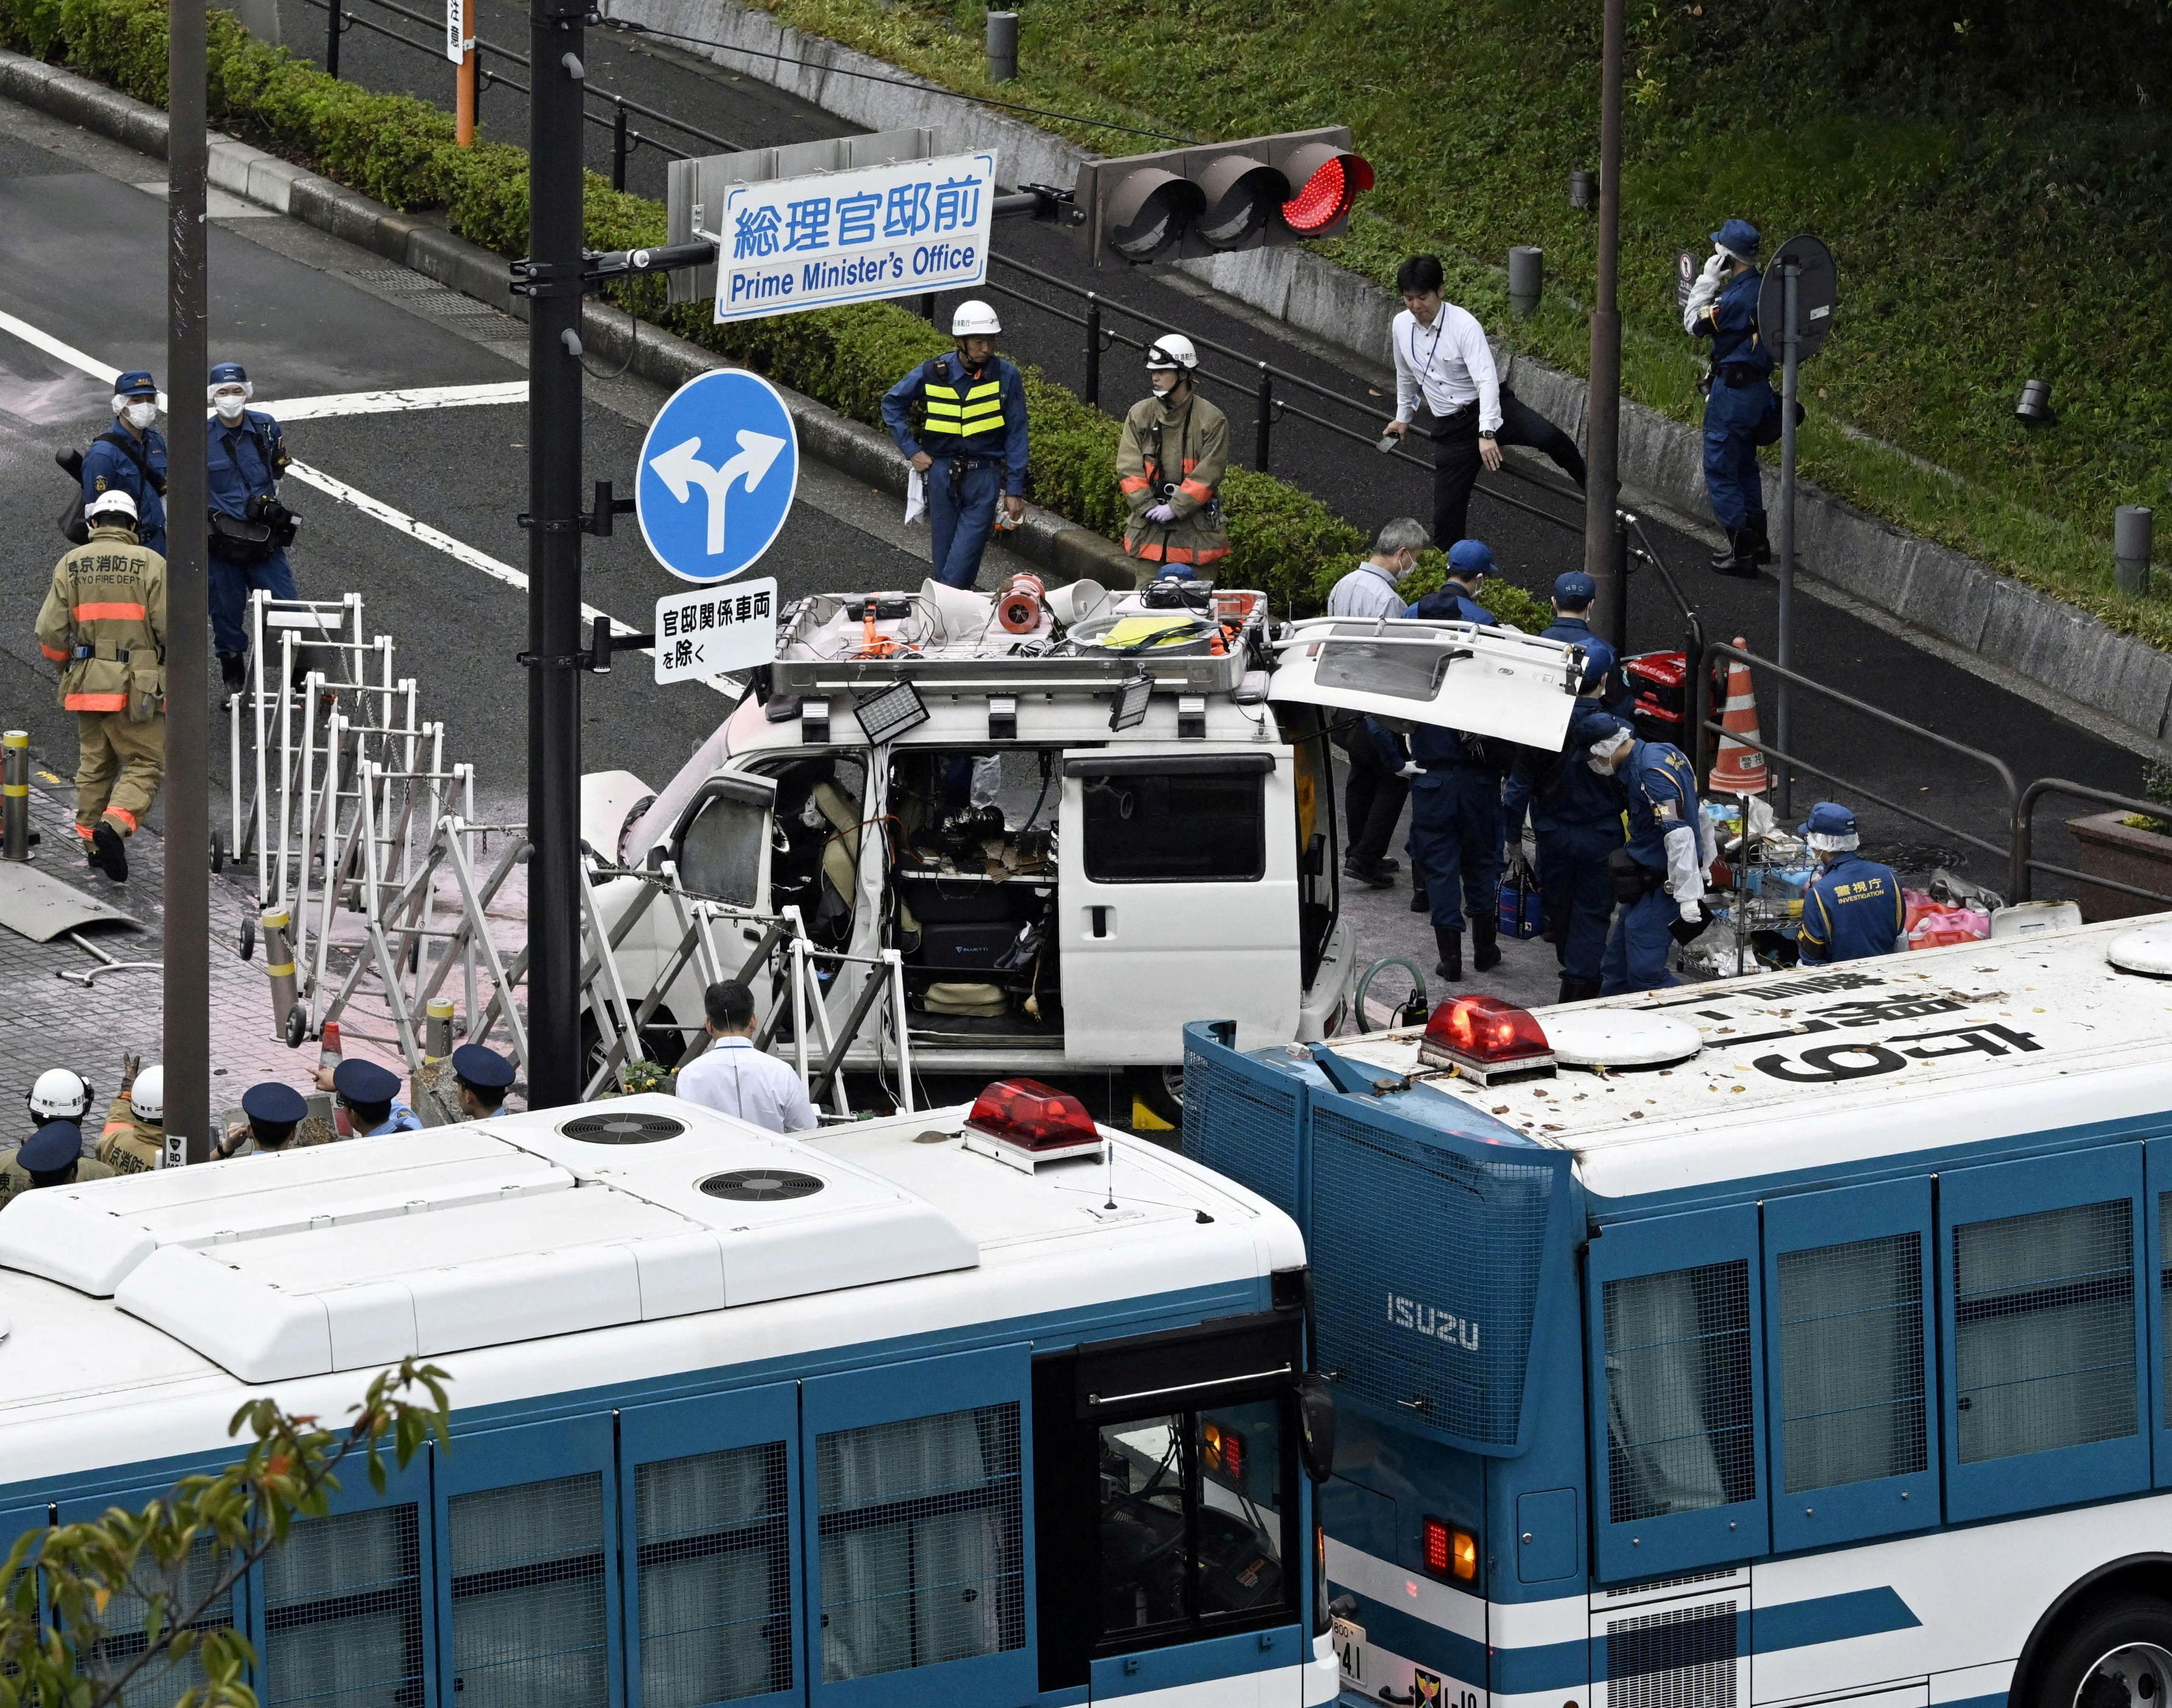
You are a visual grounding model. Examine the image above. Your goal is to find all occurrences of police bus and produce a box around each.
[0,1084,1337,1706]
[1179,915,2172,1708]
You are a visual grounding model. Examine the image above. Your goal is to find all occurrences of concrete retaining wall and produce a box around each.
[605,0,2172,750]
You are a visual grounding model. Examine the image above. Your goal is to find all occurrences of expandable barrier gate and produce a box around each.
[226,590,916,1116]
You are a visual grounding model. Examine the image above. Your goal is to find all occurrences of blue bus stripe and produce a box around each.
[1939,1697,2007,1708]
[1754,1586,1922,1651]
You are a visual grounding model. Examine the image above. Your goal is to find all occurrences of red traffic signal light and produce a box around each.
[1074,127,1373,266]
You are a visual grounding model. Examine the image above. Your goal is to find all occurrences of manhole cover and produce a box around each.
[699,1169,825,1202]
[558,1113,686,1144]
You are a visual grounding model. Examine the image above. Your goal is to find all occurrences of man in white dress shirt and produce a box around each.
[674,980,819,1134]
[1381,254,1586,555]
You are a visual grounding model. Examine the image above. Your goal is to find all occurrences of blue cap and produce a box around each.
[1799,801,1859,839]
[1553,571,1596,606]
[241,1082,308,1127]
[19,1122,82,1173]
[209,361,248,386]
[113,370,158,397]
[1446,539,1496,579]
[1710,219,1761,262]
[1574,710,1631,748]
[452,1044,516,1091]
[333,1058,400,1104]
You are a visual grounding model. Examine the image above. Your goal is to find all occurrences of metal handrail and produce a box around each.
[2016,779,2172,910]
[1697,639,2023,897]
[1620,509,1707,769]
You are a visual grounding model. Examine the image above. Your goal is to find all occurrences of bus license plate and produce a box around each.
[1332,1615,1365,1688]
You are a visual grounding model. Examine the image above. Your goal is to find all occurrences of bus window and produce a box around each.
[1099,1415,1189,1633]
[1603,1260,1757,1524]
[448,1473,611,1707]
[634,1444,792,1705]
[1778,1234,1927,1494]
[262,1505,426,1708]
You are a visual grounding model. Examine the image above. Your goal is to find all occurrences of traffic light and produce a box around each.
[1073,127,1373,266]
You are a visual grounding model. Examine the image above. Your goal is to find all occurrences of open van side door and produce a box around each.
[1057,746,1300,1064]
[1267,618,1582,749]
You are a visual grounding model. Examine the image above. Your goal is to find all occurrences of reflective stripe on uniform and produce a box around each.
[923,379,1005,436]
[1125,537,1233,564]
[40,644,68,663]
[65,692,128,711]
[1179,478,1214,503]
[104,805,138,833]
[74,602,147,622]
[1119,476,1152,494]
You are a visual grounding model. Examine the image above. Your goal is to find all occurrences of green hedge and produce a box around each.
[2,0,1489,619]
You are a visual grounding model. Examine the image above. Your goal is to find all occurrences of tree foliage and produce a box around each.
[0,1360,451,1708]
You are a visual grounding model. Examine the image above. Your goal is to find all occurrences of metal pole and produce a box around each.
[612,98,628,191]
[526,0,587,1108]
[324,0,341,77]
[1254,363,1273,472]
[1608,508,1630,656]
[1776,259,1800,816]
[1582,0,1624,641]
[1084,295,1100,409]
[167,0,211,1164]
[456,0,477,147]
[1,732,28,863]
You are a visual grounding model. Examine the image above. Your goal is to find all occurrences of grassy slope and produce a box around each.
[730,0,2172,648]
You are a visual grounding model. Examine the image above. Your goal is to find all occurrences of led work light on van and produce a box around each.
[962,1077,1106,1169]
[1420,1515,1478,1583]
[1417,995,1555,1085]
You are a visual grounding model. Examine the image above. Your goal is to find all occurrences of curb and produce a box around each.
[0,44,1142,593]
[606,0,2172,751]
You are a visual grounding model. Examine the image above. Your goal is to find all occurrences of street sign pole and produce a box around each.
[525,0,585,1108]
[1582,0,1625,653]
[1776,259,1800,816]
[166,0,211,1162]
[452,0,475,145]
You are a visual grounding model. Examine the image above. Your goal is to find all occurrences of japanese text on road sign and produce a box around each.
[653,576,778,686]
[444,0,466,63]
[712,152,997,323]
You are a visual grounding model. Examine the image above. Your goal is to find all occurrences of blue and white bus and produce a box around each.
[0,1082,1339,1706]
[1181,915,2172,1708]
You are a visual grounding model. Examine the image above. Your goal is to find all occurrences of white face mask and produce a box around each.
[213,390,247,421]
[122,401,158,430]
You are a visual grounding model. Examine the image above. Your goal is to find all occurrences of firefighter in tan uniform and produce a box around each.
[1115,334,1231,578]
[37,488,166,883]
[97,1057,164,1175]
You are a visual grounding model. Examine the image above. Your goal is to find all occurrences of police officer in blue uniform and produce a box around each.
[1504,707,1628,1005]
[333,1058,423,1136]
[1586,716,1715,994]
[214,1082,310,1157]
[451,1043,517,1120]
[1796,802,1905,964]
[880,301,1029,590]
[1404,538,1501,623]
[206,362,299,696]
[1538,570,1619,704]
[1683,219,1777,578]
[80,370,167,558]
[1379,712,1506,984]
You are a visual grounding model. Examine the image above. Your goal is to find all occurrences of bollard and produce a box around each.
[985,10,1018,83]
[2015,377,2053,425]
[262,907,299,1037]
[2115,505,2154,597]
[1568,168,1596,209]
[1,732,28,863]
[1508,246,1544,317]
[426,996,456,1060]
[611,99,628,192]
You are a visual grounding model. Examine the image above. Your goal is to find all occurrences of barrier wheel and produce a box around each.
[237,914,256,961]
[284,1004,310,1049]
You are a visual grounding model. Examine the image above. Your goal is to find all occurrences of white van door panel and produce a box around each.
[1059,746,1300,1064]
[1268,617,1580,749]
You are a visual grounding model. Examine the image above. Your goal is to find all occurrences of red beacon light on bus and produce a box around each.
[962,1077,1107,1170]
[1417,995,1555,1086]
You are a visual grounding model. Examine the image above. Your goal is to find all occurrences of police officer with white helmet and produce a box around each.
[880,300,1030,589]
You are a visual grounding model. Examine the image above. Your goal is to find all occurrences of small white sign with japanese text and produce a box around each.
[653,576,778,686]
[444,0,465,63]
[713,152,996,323]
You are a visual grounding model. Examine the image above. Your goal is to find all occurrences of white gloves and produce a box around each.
[1680,897,1703,924]
[1682,248,1727,334]
[1144,502,1177,523]
[1398,762,1421,779]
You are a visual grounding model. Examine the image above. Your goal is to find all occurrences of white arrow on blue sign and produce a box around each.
[635,369,799,583]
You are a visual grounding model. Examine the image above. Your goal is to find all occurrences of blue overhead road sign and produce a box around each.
[635,369,799,583]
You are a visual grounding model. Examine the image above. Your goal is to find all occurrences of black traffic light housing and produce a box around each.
[1073,127,1373,266]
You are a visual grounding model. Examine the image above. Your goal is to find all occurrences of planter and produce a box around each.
[2067,811,2172,921]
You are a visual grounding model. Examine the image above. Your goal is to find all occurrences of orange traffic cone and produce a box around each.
[1706,639,1770,796]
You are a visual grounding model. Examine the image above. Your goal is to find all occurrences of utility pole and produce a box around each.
[522,0,587,1108]
[166,0,211,1161]
[1582,0,1625,653]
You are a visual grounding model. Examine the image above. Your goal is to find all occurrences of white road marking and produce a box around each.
[0,312,741,703]
[263,380,529,421]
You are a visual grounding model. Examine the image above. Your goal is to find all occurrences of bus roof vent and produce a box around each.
[1542,1009,1702,1070]
[2108,922,2172,978]
[558,1111,687,1144]
[700,1169,825,1202]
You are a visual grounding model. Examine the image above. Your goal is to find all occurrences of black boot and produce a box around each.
[1711,528,1758,578]
[219,652,247,696]
[1558,974,1603,1004]
[1434,925,1463,982]
[1471,915,1501,973]
[91,820,128,882]
[1709,528,1741,570]
[1745,513,1774,565]
[1410,880,1429,914]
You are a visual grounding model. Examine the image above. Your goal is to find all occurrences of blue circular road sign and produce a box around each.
[635,369,800,583]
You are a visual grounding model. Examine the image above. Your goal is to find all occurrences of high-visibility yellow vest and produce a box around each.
[923,376,1005,438]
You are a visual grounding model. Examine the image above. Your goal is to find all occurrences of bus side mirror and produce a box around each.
[1296,1374,1336,1483]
